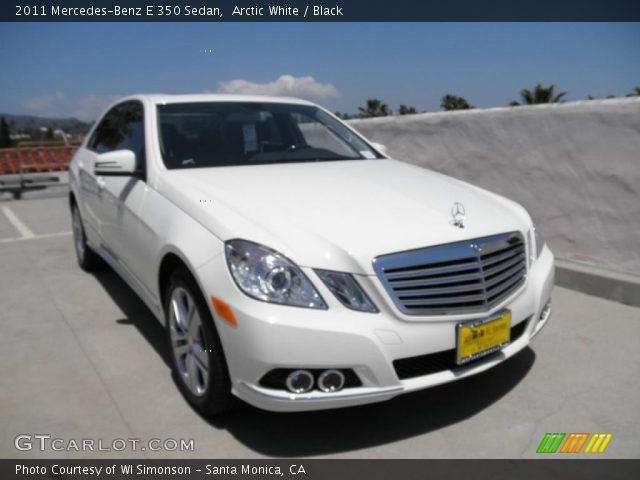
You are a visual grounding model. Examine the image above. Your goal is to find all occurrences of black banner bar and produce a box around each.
[2,0,640,22]
[3,459,640,480]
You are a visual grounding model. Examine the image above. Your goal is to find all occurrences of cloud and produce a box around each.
[21,76,339,121]
[23,93,120,121]
[70,95,121,121]
[216,75,339,99]
[23,92,65,115]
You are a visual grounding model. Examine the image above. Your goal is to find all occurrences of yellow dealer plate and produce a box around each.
[456,310,511,365]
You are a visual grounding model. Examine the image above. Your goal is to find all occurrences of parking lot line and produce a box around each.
[1,205,35,239]
[0,230,71,244]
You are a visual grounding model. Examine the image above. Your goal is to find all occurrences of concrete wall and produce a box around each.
[349,98,640,275]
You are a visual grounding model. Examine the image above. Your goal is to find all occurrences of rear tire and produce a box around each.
[165,267,234,416]
[71,204,102,271]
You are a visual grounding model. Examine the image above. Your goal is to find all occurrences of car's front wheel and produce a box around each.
[71,203,101,271]
[165,268,234,415]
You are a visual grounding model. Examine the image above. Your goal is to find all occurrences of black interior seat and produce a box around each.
[195,126,225,166]
[160,123,192,168]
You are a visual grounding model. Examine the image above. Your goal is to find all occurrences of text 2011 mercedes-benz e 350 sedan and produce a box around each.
[69,94,554,414]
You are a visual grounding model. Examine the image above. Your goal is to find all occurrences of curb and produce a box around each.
[556,259,640,308]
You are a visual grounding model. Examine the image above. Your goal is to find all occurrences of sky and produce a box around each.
[0,22,639,120]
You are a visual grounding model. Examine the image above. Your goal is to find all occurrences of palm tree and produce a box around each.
[627,87,640,97]
[440,94,473,111]
[510,83,566,106]
[398,104,417,115]
[334,111,352,120]
[357,99,392,118]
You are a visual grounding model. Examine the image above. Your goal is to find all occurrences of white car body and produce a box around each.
[69,94,554,412]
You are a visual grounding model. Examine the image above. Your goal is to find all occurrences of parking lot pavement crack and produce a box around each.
[19,242,147,456]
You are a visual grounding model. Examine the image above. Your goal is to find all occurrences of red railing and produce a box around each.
[0,146,77,175]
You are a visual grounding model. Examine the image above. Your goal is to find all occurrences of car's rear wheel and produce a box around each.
[165,268,234,415]
[71,204,101,271]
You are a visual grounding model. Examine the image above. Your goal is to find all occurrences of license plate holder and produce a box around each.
[456,310,511,365]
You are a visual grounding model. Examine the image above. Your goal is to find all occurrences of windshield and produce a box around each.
[157,102,382,169]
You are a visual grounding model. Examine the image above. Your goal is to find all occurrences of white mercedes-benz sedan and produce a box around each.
[69,94,554,414]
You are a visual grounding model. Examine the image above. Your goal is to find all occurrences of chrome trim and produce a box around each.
[455,310,512,365]
[373,232,527,315]
[239,381,403,402]
[532,299,552,339]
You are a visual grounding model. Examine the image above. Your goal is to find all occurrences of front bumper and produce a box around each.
[196,245,555,412]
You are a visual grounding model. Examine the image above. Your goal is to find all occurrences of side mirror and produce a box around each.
[370,142,387,155]
[94,150,137,176]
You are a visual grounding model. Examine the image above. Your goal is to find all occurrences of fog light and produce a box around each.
[317,369,345,392]
[285,370,314,393]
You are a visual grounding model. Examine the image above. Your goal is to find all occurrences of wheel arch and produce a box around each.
[158,250,235,415]
[157,250,209,319]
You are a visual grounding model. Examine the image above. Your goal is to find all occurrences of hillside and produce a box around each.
[0,113,92,135]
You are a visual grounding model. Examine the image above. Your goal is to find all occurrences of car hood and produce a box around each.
[158,159,531,274]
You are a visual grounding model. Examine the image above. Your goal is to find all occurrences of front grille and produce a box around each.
[393,318,530,380]
[373,232,527,315]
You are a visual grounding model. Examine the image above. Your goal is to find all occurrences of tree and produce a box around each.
[510,83,566,106]
[440,94,473,111]
[334,111,352,120]
[627,87,640,97]
[398,104,417,115]
[357,98,392,118]
[0,116,12,148]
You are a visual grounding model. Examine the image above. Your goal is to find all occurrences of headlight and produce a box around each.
[225,240,326,309]
[315,269,378,313]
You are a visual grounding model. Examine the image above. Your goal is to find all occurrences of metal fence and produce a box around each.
[0,146,75,198]
[0,146,76,175]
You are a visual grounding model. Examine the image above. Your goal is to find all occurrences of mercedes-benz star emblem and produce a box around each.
[450,202,466,229]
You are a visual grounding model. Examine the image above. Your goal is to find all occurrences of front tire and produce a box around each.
[165,268,234,416]
[71,204,101,271]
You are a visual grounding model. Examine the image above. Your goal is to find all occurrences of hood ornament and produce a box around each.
[450,202,466,229]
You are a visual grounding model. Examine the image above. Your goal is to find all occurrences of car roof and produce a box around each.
[121,93,317,106]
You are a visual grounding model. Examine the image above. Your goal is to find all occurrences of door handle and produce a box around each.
[97,177,106,190]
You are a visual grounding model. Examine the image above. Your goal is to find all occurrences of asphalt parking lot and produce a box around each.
[1,196,639,459]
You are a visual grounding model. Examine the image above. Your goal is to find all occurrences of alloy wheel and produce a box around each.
[168,287,210,396]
